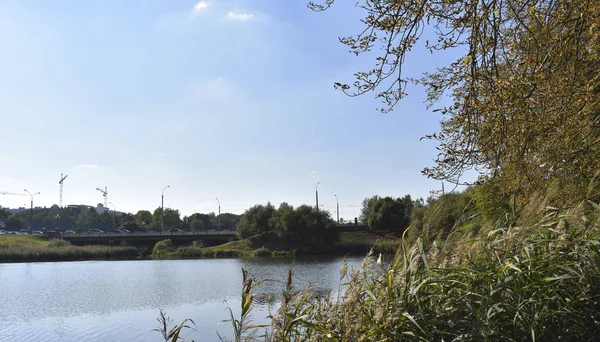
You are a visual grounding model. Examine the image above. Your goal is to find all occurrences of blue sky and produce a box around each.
[0,0,462,219]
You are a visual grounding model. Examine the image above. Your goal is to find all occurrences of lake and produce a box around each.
[0,256,365,341]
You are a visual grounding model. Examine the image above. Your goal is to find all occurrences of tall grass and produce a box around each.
[164,200,600,341]
[0,243,139,262]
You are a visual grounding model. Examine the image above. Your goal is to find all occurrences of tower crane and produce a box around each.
[96,186,108,208]
[0,191,27,197]
[59,173,68,207]
[0,191,27,209]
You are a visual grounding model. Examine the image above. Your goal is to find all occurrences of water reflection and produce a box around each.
[0,256,364,341]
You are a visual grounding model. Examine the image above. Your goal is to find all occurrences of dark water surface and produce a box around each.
[0,256,364,341]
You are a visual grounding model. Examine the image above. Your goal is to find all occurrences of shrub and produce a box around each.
[152,239,174,256]
[48,238,71,248]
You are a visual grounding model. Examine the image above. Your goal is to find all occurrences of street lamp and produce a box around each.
[215,198,221,231]
[335,194,340,226]
[55,214,60,231]
[315,182,320,212]
[109,202,116,230]
[161,185,170,234]
[24,189,40,228]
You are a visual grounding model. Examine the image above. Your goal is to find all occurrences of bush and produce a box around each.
[48,238,71,248]
[152,239,174,257]
[422,192,474,240]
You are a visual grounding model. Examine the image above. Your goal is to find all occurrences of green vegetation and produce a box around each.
[310,0,600,205]
[236,203,338,252]
[151,236,295,259]
[157,0,600,338]
[0,204,239,233]
[337,230,402,254]
[158,200,600,341]
[0,235,138,262]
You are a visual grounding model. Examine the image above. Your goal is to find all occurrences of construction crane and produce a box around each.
[0,191,27,197]
[96,186,108,208]
[59,173,68,207]
[1,191,27,209]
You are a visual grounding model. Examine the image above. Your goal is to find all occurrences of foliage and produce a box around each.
[309,0,600,201]
[152,235,295,259]
[237,203,276,239]
[151,208,182,231]
[467,180,513,225]
[368,196,411,233]
[361,195,416,233]
[120,220,141,232]
[6,214,28,230]
[359,195,380,225]
[420,192,474,240]
[182,201,600,341]
[217,269,267,342]
[47,238,71,248]
[0,235,138,262]
[337,230,402,254]
[135,210,153,229]
[153,309,196,342]
[0,207,8,221]
[152,239,175,256]
[281,205,337,249]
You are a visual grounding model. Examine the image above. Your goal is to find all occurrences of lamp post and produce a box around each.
[335,194,340,226]
[55,214,60,231]
[161,185,170,234]
[215,197,221,231]
[315,182,320,213]
[109,202,116,230]
[24,189,40,228]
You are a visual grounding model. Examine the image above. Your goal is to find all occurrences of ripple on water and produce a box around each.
[0,256,364,341]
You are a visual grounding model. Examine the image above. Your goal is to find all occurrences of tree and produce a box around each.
[151,207,182,230]
[6,214,28,231]
[218,213,241,231]
[310,0,600,200]
[282,205,337,248]
[184,213,214,231]
[0,208,8,222]
[271,202,294,239]
[135,210,153,229]
[236,203,276,239]
[359,195,380,225]
[368,197,410,233]
[120,220,140,232]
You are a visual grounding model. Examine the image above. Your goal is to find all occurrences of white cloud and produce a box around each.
[310,170,318,175]
[156,152,165,158]
[76,164,101,169]
[225,11,254,21]
[193,1,210,15]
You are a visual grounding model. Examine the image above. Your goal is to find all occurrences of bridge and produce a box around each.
[61,230,238,248]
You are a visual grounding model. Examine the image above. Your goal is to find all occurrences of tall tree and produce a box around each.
[135,210,153,230]
[236,203,276,239]
[368,197,410,233]
[360,195,380,225]
[184,213,214,230]
[6,214,28,231]
[310,0,600,200]
[151,207,182,230]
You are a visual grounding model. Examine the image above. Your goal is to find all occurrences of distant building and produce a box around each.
[96,203,107,213]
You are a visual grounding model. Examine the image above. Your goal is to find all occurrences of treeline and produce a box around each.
[0,206,240,232]
[236,203,337,250]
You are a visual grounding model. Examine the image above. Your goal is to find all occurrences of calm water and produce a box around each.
[0,256,364,341]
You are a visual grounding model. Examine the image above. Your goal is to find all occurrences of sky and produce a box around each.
[0,0,466,220]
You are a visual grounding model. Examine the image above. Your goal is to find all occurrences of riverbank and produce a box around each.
[0,235,140,262]
[151,230,403,259]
